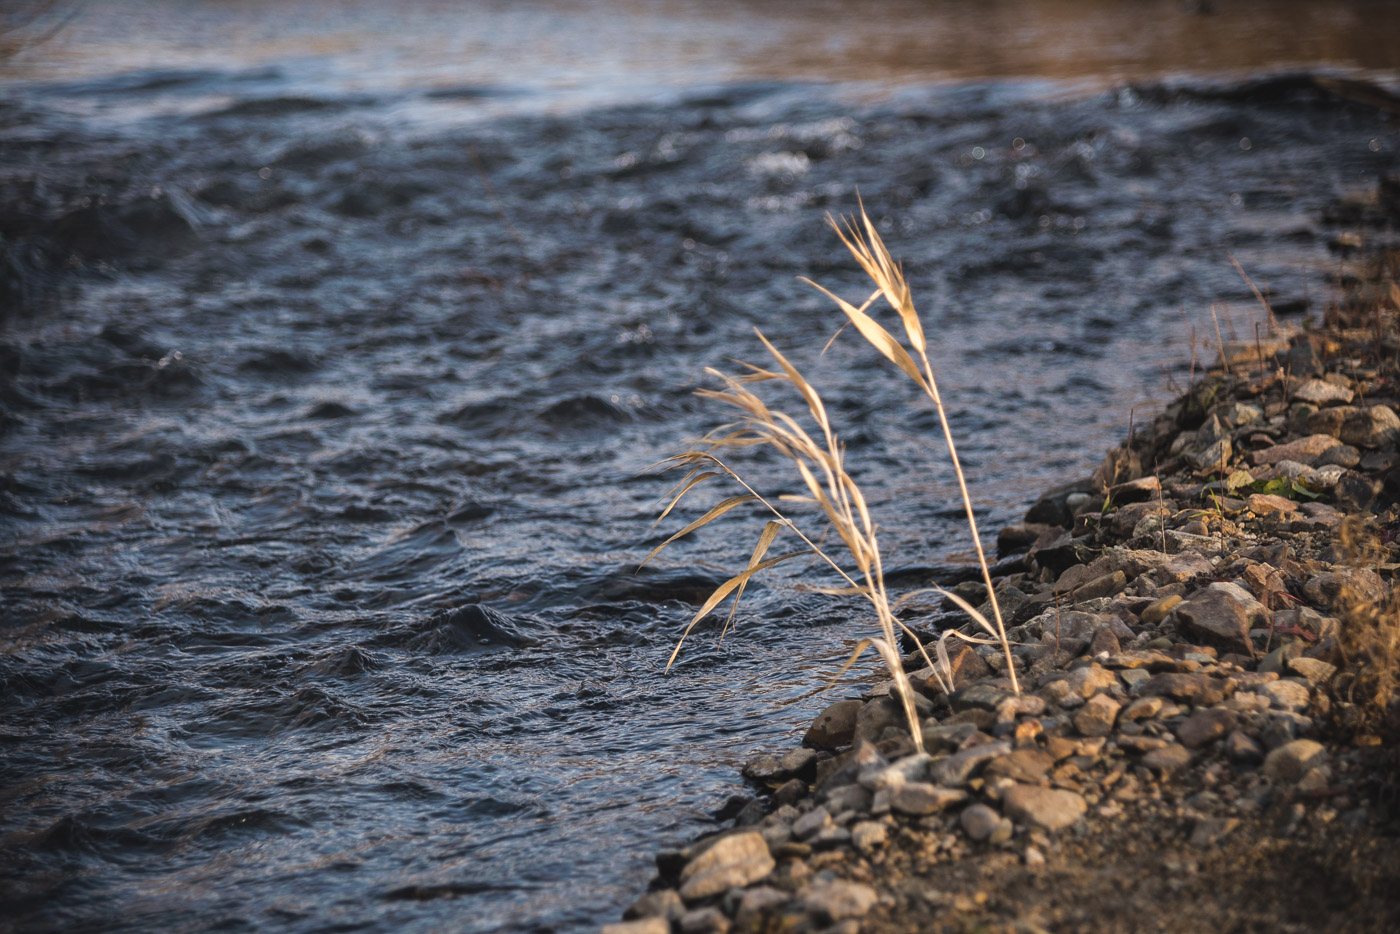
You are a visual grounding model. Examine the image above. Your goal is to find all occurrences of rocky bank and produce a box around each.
[609,239,1400,931]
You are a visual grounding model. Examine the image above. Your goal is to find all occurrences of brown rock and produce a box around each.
[1173,585,1263,657]
[1292,379,1354,406]
[1140,594,1183,626]
[1089,626,1122,657]
[679,832,775,901]
[983,748,1055,783]
[1303,568,1389,608]
[1252,434,1344,466]
[1141,743,1192,774]
[1175,708,1237,748]
[1246,493,1298,516]
[804,700,862,749]
[1139,673,1235,705]
[1002,784,1087,831]
[920,643,992,693]
[889,782,967,815]
[1074,693,1122,737]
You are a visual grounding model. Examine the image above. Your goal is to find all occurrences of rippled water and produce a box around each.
[3,5,1400,933]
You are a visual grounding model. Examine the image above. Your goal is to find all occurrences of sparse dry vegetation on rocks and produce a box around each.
[616,196,1400,934]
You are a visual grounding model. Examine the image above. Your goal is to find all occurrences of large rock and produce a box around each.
[1308,404,1400,448]
[1176,708,1236,748]
[1173,583,1264,656]
[1002,784,1087,831]
[798,879,879,922]
[1292,379,1354,406]
[804,699,862,748]
[1251,434,1344,466]
[678,832,775,901]
[1263,739,1327,784]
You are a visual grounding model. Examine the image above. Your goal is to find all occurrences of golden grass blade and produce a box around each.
[654,470,720,524]
[639,494,758,568]
[664,550,808,671]
[932,630,954,694]
[724,519,786,635]
[825,636,878,688]
[753,330,833,439]
[798,277,925,384]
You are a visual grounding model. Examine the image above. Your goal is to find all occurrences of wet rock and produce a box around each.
[625,889,685,922]
[1176,708,1237,748]
[1141,743,1192,775]
[890,782,968,815]
[680,907,730,934]
[1263,739,1327,784]
[1002,784,1087,831]
[798,879,878,922]
[804,700,862,748]
[929,740,1013,786]
[1073,693,1121,737]
[959,803,1003,842]
[678,832,775,901]
[780,747,819,777]
[1172,584,1263,656]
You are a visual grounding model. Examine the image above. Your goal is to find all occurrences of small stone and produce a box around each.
[1066,665,1119,699]
[1176,708,1237,748]
[1189,817,1240,847]
[1073,694,1122,737]
[1173,585,1263,657]
[804,700,862,748]
[890,782,968,815]
[822,784,873,814]
[1245,493,1299,516]
[798,880,879,922]
[1258,680,1312,711]
[1002,784,1088,831]
[678,832,775,902]
[1292,379,1354,406]
[1263,739,1327,784]
[1122,696,1165,721]
[603,920,669,934]
[1141,744,1192,775]
[959,803,1003,842]
[679,907,730,934]
[850,820,888,851]
[1287,657,1338,685]
[951,682,1013,712]
[1025,846,1047,868]
[625,889,685,922]
[1140,594,1183,626]
[1225,730,1264,763]
[1074,570,1128,602]
[929,740,1013,786]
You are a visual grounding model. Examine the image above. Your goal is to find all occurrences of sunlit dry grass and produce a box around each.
[643,205,1020,752]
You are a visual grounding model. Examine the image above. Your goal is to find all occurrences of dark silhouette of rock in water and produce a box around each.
[402,604,538,654]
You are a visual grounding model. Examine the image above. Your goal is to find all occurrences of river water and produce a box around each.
[2,2,1399,932]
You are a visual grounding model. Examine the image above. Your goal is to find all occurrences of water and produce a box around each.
[2,3,1400,932]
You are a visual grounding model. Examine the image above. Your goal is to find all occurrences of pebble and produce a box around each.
[1002,784,1088,831]
[959,803,1003,842]
[850,821,887,851]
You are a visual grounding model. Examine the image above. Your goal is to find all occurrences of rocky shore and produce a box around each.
[609,246,1400,931]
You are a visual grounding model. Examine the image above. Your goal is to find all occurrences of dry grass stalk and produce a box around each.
[643,205,1024,754]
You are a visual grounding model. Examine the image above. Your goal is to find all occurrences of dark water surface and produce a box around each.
[3,4,1400,933]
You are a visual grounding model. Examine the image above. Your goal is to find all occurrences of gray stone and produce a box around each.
[1263,739,1327,784]
[1292,379,1354,406]
[1173,584,1264,657]
[791,807,832,840]
[734,888,789,927]
[1287,657,1338,685]
[741,754,785,782]
[959,803,1003,841]
[929,740,1013,786]
[798,880,879,922]
[1066,665,1119,699]
[1252,434,1343,467]
[1002,784,1088,831]
[1340,405,1400,448]
[780,747,819,776]
[1224,730,1264,763]
[854,695,904,743]
[890,782,967,815]
[858,753,931,791]
[1191,436,1232,471]
[679,907,730,934]
[804,700,862,748]
[821,784,873,814]
[983,748,1055,783]
[1258,679,1312,711]
[1073,693,1121,737]
[1140,673,1234,705]
[678,832,775,901]
[1303,568,1389,608]
[625,889,685,922]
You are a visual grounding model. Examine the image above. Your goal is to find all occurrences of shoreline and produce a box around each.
[609,237,1399,931]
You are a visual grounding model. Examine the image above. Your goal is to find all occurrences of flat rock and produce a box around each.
[798,880,879,922]
[929,740,1012,786]
[1139,673,1234,705]
[1263,739,1327,784]
[678,832,775,901]
[1173,585,1262,657]
[1287,657,1338,685]
[983,748,1055,783]
[1251,434,1343,467]
[1258,679,1312,711]
[1141,743,1192,775]
[1245,493,1298,516]
[858,753,931,790]
[890,781,968,815]
[603,920,670,934]
[1002,784,1087,831]
[1066,664,1119,699]
[1292,379,1354,406]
